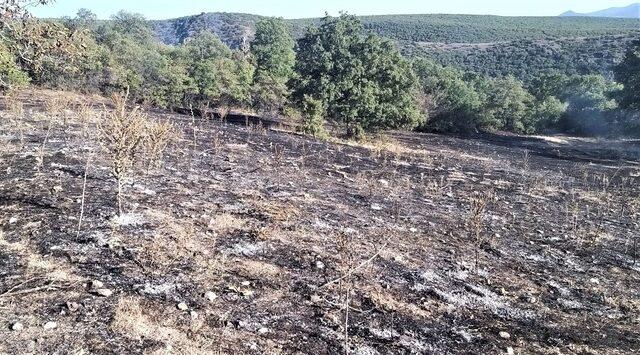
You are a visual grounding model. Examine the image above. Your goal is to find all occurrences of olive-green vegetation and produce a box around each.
[405,35,637,83]
[153,12,640,84]
[615,40,640,112]
[251,18,295,114]
[2,5,639,137]
[292,15,423,137]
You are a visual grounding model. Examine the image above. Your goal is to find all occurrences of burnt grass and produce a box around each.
[1,90,640,354]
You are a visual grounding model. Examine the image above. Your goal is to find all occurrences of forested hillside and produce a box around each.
[151,13,640,82]
[405,34,637,82]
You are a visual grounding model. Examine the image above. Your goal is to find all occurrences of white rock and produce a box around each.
[241,281,251,287]
[190,311,199,320]
[11,322,24,331]
[43,321,57,330]
[258,327,269,334]
[177,302,189,311]
[95,289,113,297]
[507,347,515,355]
[9,217,18,224]
[378,179,390,187]
[315,261,325,269]
[499,331,511,339]
[204,291,217,302]
[91,280,104,289]
[371,203,383,211]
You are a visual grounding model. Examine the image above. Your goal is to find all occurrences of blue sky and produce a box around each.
[31,0,637,20]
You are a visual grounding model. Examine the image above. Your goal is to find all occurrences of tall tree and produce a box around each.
[615,40,640,112]
[293,14,422,137]
[179,31,254,108]
[251,18,295,114]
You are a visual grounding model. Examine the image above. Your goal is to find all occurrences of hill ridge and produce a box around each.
[560,3,640,18]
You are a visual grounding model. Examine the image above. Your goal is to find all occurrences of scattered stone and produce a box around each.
[11,322,24,331]
[66,302,80,312]
[52,185,63,193]
[310,294,322,303]
[205,291,218,302]
[315,260,325,269]
[590,278,600,284]
[94,288,113,297]
[258,327,269,334]
[241,281,251,287]
[370,203,383,211]
[507,347,515,355]
[190,311,199,320]
[177,302,189,311]
[9,217,18,224]
[43,321,57,330]
[91,280,104,289]
[410,227,418,233]
[378,179,390,187]
[499,331,511,339]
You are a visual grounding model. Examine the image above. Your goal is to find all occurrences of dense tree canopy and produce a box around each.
[293,14,422,137]
[251,18,295,114]
[1,5,637,137]
[615,40,640,112]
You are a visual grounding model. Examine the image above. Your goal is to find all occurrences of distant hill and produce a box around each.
[560,3,640,18]
[150,12,640,83]
[152,13,640,45]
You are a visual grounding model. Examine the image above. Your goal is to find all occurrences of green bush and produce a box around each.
[0,43,29,91]
[293,14,422,137]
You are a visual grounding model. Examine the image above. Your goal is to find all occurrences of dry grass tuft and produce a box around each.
[98,92,149,214]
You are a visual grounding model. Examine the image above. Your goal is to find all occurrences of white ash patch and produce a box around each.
[354,346,380,355]
[547,280,572,297]
[111,213,145,227]
[138,282,178,298]
[420,269,440,282]
[134,184,156,195]
[558,298,584,310]
[369,327,400,340]
[227,241,264,256]
[313,218,333,231]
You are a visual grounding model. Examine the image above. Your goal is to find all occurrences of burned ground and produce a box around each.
[1,90,639,354]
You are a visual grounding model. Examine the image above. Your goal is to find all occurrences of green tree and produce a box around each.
[251,18,295,113]
[293,14,422,137]
[615,40,640,111]
[0,42,29,91]
[63,8,98,31]
[300,94,327,137]
[477,76,537,133]
[413,59,482,132]
[180,32,254,108]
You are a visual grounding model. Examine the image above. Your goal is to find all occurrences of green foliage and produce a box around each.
[300,94,327,138]
[477,76,537,134]
[293,14,422,137]
[179,31,254,108]
[413,59,482,132]
[63,8,98,31]
[532,96,567,131]
[0,42,29,91]
[251,18,295,113]
[407,35,635,84]
[615,40,640,111]
[414,59,569,134]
